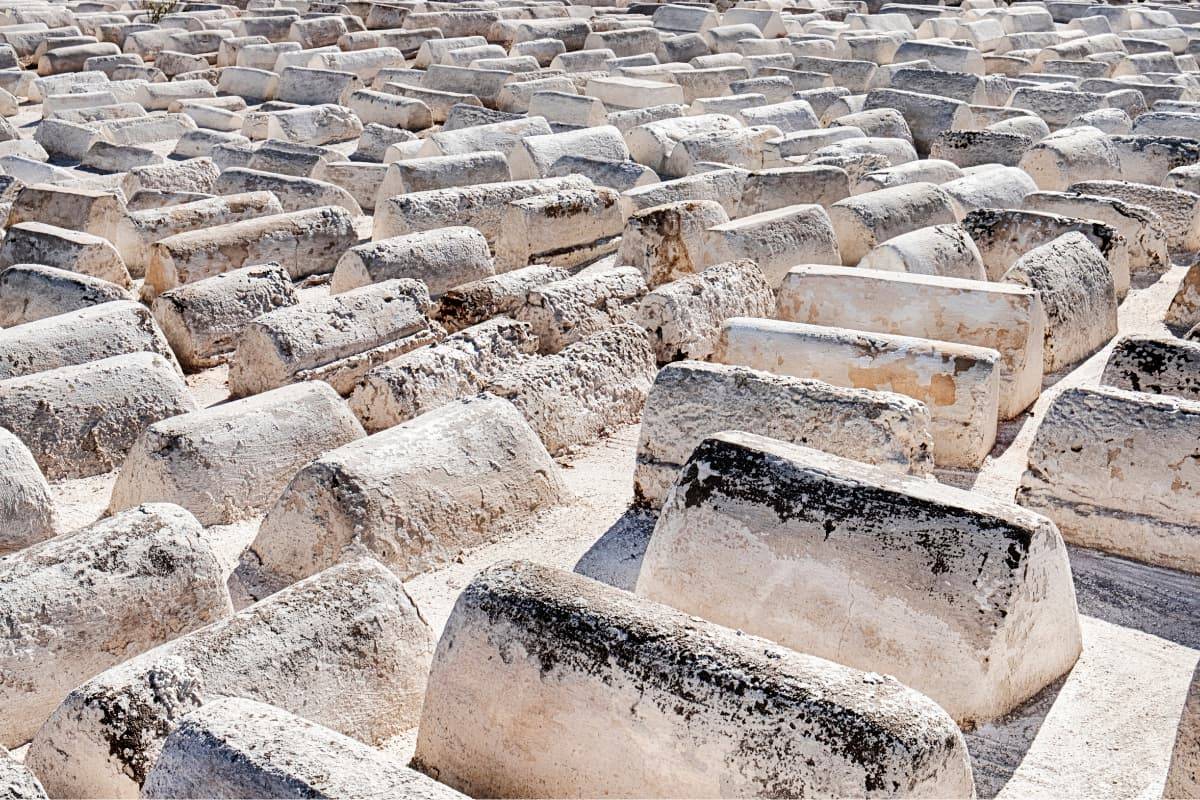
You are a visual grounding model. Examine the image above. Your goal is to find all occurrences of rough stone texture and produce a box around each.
[664,124,781,177]
[266,103,364,146]
[617,200,731,289]
[778,265,1045,419]
[1102,335,1200,402]
[7,5,1200,795]
[313,161,386,213]
[0,747,46,799]
[516,267,648,355]
[1018,385,1200,574]
[122,159,219,199]
[862,88,973,156]
[858,224,986,281]
[962,207,1127,284]
[939,165,1039,218]
[1023,189,1168,282]
[931,129,1031,168]
[716,317,1000,468]
[433,264,569,334]
[1110,135,1200,188]
[377,151,510,199]
[1002,232,1117,374]
[349,317,537,431]
[1007,87,1107,128]
[634,360,934,508]
[854,160,962,194]
[27,559,434,799]
[626,113,743,173]
[509,124,629,180]
[545,154,657,193]
[622,168,747,217]
[828,182,959,266]
[0,426,57,556]
[736,166,850,217]
[142,699,466,800]
[240,141,341,179]
[1018,126,1120,191]
[5,184,124,242]
[81,140,163,173]
[241,394,566,597]
[146,206,358,296]
[109,381,365,526]
[0,221,131,287]
[0,352,196,480]
[373,175,592,247]
[0,300,179,381]
[331,226,494,297]
[213,168,362,215]
[640,431,1081,727]
[420,107,539,150]
[412,559,975,798]
[1167,164,1200,196]
[634,260,773,363]
[0,504,232,749]
[488,323,656,456]
[701,203,841,287]
[228,279,439,397]
[1166,663,1200,800]
[494,186,625,272]
[114,191,285,276]
[1167,262,1200,336]
[150,263,300,371]
[127,190,213,211]
[1069,179,1200,254]
[0,264,131,328]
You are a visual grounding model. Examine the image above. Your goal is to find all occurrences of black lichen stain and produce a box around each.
[95,668,202,785]
[679,437,1032,582]
[465,562,960,798]
[141,544,178,577]
[1111,337,1200,397]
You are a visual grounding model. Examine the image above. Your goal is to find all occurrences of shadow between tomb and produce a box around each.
[963,672,1069,799]
[1069,545,1200,650]
[574,507,657,592]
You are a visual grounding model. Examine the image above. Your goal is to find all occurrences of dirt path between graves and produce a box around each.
[40,265,1199,798]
